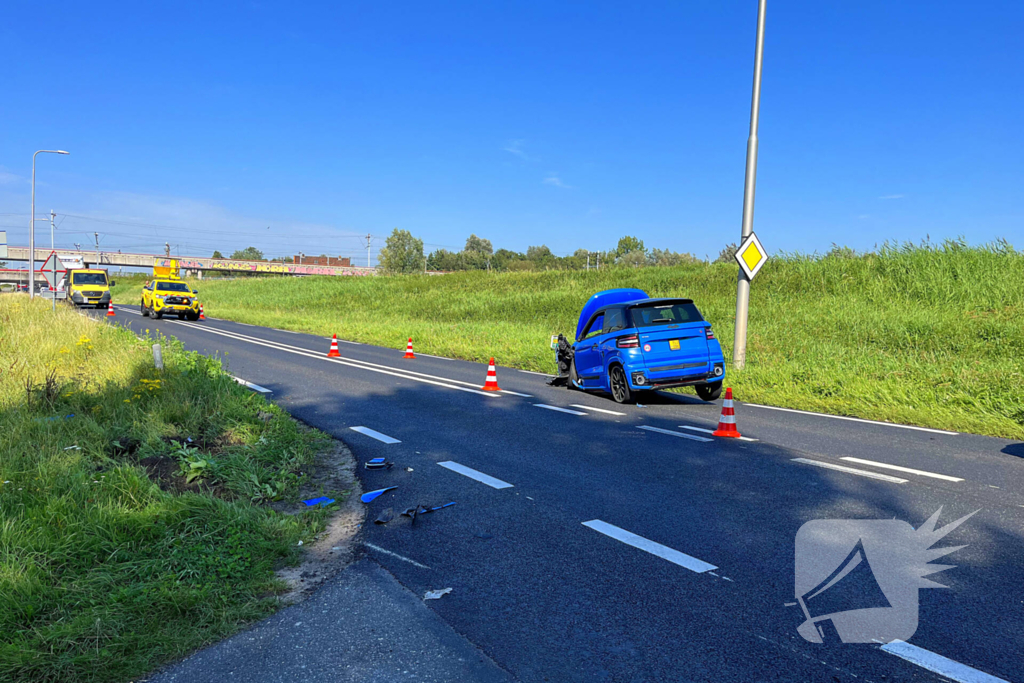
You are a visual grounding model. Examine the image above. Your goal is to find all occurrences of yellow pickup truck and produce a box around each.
[66,269,115,308]
[141,260,201,320]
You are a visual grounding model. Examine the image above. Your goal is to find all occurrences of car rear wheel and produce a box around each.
[696,383,722,401]
[609,365,632,404]
[141,300,149,317]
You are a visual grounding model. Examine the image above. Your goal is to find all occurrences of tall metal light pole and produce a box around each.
[29,150,69,299]
[731,0,767,370]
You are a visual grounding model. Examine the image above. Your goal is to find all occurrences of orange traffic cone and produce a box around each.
[106,300,115,317]
[403,337,416,359]
[198,304,206,320]
[481,358,502,391]
[712,387,742,438]
[327,334,341,357]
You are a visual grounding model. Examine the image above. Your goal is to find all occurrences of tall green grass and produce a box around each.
[113,241,1024,438]
[0,297,331,683]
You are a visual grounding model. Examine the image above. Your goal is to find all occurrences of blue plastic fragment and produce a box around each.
[368,458,385,464]
[360,487,397,503]
[303,496,336,507]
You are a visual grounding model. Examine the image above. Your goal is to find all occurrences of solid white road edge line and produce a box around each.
[437,461,513,489]
[518,369,556,377]
[230,376,272,393]
[571,404,627,416]
[363,543,431,570]
[840,457,964,482]
[637,425,713,443]
[416,353,453,360]
[679,425,758,442]
[169,320,500,397]
[880,641,1009,683]
[582,520,717,573]
[746,403,958,435]
[500,390,533,397]
[534,404,588,416]
[113,305,143,316]
[349,426,401,444]
[791,458,907,484]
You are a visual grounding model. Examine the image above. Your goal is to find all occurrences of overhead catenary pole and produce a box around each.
[366,234,372,267]
[732,0,767,371]
[29,150,69,299]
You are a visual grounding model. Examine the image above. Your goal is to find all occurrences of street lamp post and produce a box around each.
[29,149,69,299]
[731,0,766,370]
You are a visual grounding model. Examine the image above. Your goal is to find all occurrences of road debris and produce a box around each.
[374,508,394,525]
[401,502,455,525]
[364,458,394,470]
[302,496,336,507]
[424,587,452,600]
[360,486,397,503]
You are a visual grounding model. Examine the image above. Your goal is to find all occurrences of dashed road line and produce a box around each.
[790,458,907,484]
[840,457,964,482]
[746,403,958,435]
[363,543,431,569]
[231,376,272,393]
[571,404,627,416]
[350,426,401,444]
[637,425,713,442]
[534,404,587,416]
[880,641,1009,683]
[582,520,717,573]
[679,425,757,442]
[437,461,513,489]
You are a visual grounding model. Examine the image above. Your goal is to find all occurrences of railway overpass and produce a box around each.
[2,247,377,278]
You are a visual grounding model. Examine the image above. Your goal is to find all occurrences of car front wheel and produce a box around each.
[696,383,722,401]
[141,300,149,317]
[609,365,633,404]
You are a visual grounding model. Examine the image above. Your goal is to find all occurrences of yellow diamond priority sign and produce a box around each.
[735,232,768,280]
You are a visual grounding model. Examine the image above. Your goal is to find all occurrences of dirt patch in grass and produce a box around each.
[274,429,364,604]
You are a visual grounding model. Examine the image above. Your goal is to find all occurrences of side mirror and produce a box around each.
[192,289,199,294]
[109,280,116,287]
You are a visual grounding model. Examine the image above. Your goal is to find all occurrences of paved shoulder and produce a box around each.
[146,560,512,683]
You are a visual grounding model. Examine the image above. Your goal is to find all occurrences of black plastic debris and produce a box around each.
[374,508,394,525]
[548,333,573,387]
[401,502,455,525]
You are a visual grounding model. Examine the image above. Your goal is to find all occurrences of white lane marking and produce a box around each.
[437,461,513,489]
[534,404,587,416]
[518,369,556,377]
[679,425,758,442]
[571,404,627,416]
[416,353,453,361]
[746,403,958,435]
[582,520,717,573]
[791,458,907,484]
[500,390,533,397]
[840,457,964,482]
[171,321,501,397]
[114,306,143,316]
[637,425,713,442]
[880,641,1009,683]
[349,426,401,444]
[324,337,362,345]
[363,543,430,570]
[231,376,271,393]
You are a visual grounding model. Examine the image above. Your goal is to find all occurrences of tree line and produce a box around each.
[377,228,740,274]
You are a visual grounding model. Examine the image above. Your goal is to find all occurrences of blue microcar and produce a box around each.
[569,288,725,403]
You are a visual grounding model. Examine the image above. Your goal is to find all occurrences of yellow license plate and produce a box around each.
[669,339,680,350]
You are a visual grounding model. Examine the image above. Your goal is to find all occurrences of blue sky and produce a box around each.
[1,1,1022,264]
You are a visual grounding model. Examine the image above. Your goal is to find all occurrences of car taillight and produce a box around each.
[705,328,715,340]
[617,334,639,348]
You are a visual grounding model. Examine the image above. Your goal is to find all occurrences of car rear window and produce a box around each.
[629,302,704,328]
[156,282,190,292]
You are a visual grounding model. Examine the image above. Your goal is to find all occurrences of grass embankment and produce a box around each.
[0,297,335,683]
[113,241,1024,439]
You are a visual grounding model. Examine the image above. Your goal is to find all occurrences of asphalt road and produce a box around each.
[97,304,1023,683]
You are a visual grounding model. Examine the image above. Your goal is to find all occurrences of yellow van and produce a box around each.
[66,269,114,308]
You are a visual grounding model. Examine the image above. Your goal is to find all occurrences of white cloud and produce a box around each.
[879,194,905,200]
[0,168,23,185]
[503,139,529,160]
[543,175,572,189]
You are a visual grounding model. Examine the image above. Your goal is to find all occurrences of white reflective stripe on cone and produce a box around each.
[718,415,736,424]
